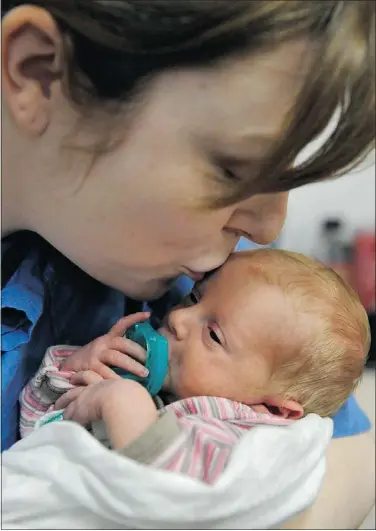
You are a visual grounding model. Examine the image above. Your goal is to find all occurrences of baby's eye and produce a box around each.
[208,326,221,345]
[189,290,200,304]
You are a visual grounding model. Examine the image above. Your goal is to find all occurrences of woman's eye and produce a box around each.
[209,327,221,345]
[221,167,239,181]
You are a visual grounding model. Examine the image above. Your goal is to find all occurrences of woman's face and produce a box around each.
[4,21,313,299]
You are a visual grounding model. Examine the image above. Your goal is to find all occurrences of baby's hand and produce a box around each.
[60,313,150,380]
[54,375,123,426]
[55,376,158,448]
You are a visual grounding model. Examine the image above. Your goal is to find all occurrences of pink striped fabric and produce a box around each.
[19,346,78,437]
[154,396,293,484]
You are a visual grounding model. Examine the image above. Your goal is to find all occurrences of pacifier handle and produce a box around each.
[114,320,168,397]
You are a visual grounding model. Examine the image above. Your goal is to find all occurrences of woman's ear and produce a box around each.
[2,6,63,135]
[261,396,304,420]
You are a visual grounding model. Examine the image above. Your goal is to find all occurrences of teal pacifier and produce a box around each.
[114,320,168,397]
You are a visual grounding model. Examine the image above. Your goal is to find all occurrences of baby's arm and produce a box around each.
[112,396,293,484]
[98,389,254,484]
[53,378,248,483]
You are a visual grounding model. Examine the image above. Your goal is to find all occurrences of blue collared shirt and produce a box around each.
[1,233,371,451]
[2,232,126,450]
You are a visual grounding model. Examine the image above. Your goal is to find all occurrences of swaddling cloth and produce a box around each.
[20,344,317,484]
[3,412,333,529]
[12,344,334,528]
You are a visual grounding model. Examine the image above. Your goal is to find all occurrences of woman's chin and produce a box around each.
[124,278,175,301]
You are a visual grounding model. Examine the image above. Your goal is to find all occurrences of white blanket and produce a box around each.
[2,414,332,529]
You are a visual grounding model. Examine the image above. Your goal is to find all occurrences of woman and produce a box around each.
[2,1,375,528]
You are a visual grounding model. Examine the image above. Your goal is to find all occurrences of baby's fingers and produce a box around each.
[104,349,149,378]
[110,336,147,363]
[70,370,104,386]
[55,387,85,411]
[108,312,150,338]
[92,362,123,380]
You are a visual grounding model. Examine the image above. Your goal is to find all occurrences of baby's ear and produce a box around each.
[262,396,304,420]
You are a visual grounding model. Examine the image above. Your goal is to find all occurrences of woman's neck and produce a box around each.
[2,157,28,237]
[2,111,36,237]
[2,172,27,237]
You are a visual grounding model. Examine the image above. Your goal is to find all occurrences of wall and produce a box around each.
[280,154,375,256]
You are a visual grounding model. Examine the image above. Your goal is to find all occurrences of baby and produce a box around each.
[20,249,369,484]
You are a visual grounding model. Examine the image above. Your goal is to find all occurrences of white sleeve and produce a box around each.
[2,414,333,530]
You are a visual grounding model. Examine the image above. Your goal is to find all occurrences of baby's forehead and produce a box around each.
[212,251,273,282]
[209,251,314,315]
[204,255,287,311]
[196,253,268,295]
[216,249,322,287]
[200,250,327,308]
[225,250,276,270]
[197,258,246,291]
[199,253,314,358]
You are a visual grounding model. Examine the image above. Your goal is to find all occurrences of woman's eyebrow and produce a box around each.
[215,153,265,168]
[214,132,276,161]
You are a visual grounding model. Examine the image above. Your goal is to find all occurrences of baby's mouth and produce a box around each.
[150,314,171,355]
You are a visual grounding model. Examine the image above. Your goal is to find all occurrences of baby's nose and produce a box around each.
[168,307,194,341]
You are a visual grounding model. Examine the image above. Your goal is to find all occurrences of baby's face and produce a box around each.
[160,256,298,403]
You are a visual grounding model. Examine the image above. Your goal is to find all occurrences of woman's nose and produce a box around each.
[227,192,289,246]
[167,306,195,341]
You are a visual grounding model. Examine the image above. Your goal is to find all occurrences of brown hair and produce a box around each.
[234,249,370,417]
[3,1,375,203]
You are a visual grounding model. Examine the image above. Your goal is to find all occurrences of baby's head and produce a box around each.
[161,249,369,418]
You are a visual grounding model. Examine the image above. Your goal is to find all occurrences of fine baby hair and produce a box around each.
[236,249,370,418]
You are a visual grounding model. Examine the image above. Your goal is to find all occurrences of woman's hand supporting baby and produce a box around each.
[55,375,159,449]
[60,312,151,380]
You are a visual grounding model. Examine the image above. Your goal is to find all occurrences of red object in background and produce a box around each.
[352,232,375,312]
[331,263,352,287]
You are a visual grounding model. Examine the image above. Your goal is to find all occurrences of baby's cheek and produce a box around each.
[175,357,211,398]
[179,357,245,400]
